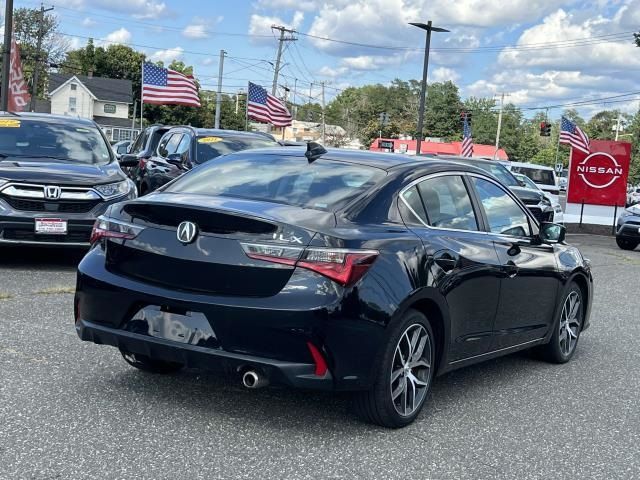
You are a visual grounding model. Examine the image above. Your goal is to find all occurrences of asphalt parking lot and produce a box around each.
[1,235,638,480]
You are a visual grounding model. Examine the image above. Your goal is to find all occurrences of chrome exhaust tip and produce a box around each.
[242,370,269,389]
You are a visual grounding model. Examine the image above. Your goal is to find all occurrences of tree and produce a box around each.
[584,110,629,140]
[9,7,69,98]
[423,81,462,140]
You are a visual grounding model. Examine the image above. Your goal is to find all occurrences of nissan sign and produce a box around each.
[567,140,631,206]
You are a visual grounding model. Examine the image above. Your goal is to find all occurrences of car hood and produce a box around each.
[0,160,126,186]
[509,185,544,203]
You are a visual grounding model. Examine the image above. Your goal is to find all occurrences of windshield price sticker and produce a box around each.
[0,119,21,128]
[198,136,223,144]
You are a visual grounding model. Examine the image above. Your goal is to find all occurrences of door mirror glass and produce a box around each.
[539,222,566,244]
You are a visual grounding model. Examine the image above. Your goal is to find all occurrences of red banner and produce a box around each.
[8,35,30,112]
[567,139,631,206]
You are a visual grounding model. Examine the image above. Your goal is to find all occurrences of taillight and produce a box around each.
[306,341,328,376]
[90,215,144,244]
[240,243,378,287]
[138,157,150,169]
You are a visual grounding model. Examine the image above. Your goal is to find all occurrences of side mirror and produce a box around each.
[539,222,566,244]
[118,154,138,168]
[166,153,184,166]
[518,180,526,187]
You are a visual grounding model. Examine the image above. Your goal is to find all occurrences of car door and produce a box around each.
[399,174,502,362]
[468,175,560,349]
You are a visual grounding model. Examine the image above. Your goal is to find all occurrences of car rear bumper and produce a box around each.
[75,247,385,391]
[76,318,334,390]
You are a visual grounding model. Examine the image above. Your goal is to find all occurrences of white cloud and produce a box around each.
[81,17,96,28]
[56,0,167,19]
[248,11,305,44]
[201,57,216,66]
[183,24,208,39]
[149,47,185,63]
[318,65,348,77]
[256,0,319,11]
[103,27,131,45]
[498,9,640,71]
[429,67,460,83]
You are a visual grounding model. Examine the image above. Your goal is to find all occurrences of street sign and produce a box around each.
[379,140,394,150]
[555,163,563,174]
[567,140,631,206]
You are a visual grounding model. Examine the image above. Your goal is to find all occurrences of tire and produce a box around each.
[120,350,183,374]
[537,284,584,364]
[353,309,435,428]
[616,237,639,251]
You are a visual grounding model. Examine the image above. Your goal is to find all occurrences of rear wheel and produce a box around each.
[538,284,583,363]
[120,350,183,374]
[353,309,435,428]
[616,237,639,250]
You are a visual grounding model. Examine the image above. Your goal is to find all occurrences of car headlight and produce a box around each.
[94,180,131,200]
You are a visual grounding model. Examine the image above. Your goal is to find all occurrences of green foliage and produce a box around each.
[423,81,462,139]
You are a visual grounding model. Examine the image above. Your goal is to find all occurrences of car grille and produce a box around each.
[527,206,553,224]
[1,195,100,213]
[626,220,640,226]
[1,227,91,244]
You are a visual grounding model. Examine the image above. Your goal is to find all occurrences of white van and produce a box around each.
[506,161,560,197]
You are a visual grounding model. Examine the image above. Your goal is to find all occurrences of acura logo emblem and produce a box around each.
[44,185,61,200]
[177,221,198,244]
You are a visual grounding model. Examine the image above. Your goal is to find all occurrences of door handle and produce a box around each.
[434,252,459,273]
[505,260,519,278]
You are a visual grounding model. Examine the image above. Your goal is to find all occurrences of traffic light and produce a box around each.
[460,112,472,125]
[540,121,552,136]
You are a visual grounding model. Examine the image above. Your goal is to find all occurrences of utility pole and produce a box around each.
[494,92,510,160]
[292,77,297,119]
[1,0,14,111]
[320,81,326,144]
[410,21,449,157]
[615,114,622,141]
[235,89,241,115]
[271,25,296,96]
[214,49,226,129]
[30,3,54,111]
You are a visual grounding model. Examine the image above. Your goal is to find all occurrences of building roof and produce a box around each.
[49,73,133,103]
[369,138,509,160]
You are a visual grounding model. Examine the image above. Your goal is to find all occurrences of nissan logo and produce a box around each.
[176,221,198,244]
[576,152,623,189]
[44,185,61,200]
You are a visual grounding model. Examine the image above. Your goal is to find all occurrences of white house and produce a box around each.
[48,73,139,142]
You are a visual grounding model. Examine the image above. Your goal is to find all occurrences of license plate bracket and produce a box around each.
[124,306,218,348]
[35,218,68,235]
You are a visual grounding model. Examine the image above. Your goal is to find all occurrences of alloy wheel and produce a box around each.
[390,323,432,417]
[558,291,581,357]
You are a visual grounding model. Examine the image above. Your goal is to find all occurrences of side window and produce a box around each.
[417,176,478,231]
[157,133,173,158]
[472,177,531,237]
[176,134,191,156]
[131,131,147,154]
[399,186,428,225]
[165,134,183,156]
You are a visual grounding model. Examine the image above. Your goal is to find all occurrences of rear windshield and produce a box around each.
[512,166,555,186]
[196,135,277,163]
[0,118,111,164]
[165,155,386,211]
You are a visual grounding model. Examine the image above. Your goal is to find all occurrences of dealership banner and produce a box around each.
[567,140,631,207]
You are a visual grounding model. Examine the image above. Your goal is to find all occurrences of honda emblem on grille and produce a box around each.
[177,221,198,244]
[44,185,61,200]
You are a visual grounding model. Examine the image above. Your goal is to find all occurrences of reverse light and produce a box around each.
[90,215,144,244]
[241,243,379,287]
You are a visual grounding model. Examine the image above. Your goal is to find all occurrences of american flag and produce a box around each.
[142,62,201,107]
[461,113,473,157]
[247,82,292,127]
[560,116,590,155]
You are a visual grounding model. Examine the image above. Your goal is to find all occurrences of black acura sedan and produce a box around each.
[75,145,593,427]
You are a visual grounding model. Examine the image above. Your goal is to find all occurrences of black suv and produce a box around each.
[0,112,136,246]
[129,127,279,195]
[441,156,556,224]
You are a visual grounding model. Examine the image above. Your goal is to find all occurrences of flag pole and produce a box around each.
[140,61,145,131]
[554,117,562,167]
[245,83,249,131]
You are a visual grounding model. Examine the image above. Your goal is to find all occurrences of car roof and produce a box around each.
[0,111,97,127]
[165,126,278,141]
[509,160,554,171]
[237,147,488,175]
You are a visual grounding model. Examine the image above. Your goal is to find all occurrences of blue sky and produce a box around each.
[12,0,640,118]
